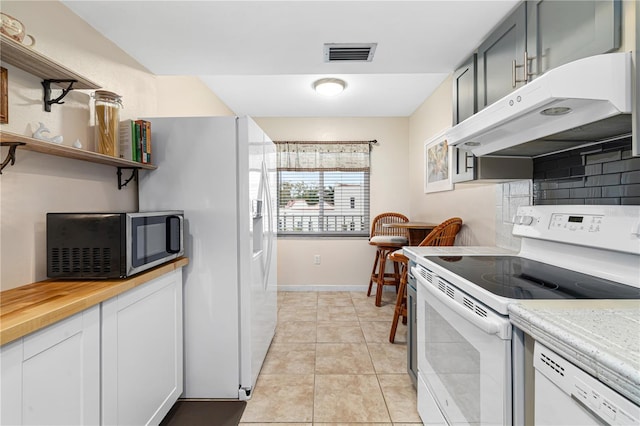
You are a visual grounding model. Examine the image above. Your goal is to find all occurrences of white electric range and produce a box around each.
[404,205,640,426]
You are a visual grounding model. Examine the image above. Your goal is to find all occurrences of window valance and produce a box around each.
[274,141,373,171]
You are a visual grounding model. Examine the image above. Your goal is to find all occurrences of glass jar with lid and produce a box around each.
[93,90,122,157]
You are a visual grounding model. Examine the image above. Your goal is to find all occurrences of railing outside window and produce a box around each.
[278,214,367,232]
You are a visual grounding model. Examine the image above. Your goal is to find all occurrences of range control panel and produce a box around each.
[512,205,640,255]
[549,213,604,233]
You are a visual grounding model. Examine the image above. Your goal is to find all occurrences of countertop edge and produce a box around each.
[0,257,189,346]
[508,302,640,406]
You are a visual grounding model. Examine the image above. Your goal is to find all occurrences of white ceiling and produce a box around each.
[62,0,521,117]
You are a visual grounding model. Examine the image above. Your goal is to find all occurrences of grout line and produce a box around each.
[312,295,317,423]
[266,290,411,424]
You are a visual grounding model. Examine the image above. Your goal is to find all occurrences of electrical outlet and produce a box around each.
[314,255,321,265]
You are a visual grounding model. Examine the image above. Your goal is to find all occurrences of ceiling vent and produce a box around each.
[323,43,377,62]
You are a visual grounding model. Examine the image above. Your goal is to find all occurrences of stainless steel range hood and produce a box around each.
[446,52,632,157]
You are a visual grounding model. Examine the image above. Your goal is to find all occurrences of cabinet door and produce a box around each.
[452,54,477,125]
[477,2,526,110]
[102,270,183,426]
[0,307,100,426]
[452,148,476,183]
[527,0,621,78]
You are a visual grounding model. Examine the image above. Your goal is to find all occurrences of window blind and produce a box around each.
[275,141,372,236]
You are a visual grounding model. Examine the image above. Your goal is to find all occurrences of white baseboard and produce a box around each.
[277,284,396,292]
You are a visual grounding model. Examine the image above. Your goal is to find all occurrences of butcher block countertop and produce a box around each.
[509,300,640,406]
[0,257,189,346]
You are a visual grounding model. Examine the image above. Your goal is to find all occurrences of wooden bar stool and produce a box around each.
[366,212,409,307]
[389,217,463,343]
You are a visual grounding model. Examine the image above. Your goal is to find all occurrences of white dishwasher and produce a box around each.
[534,342,640,425]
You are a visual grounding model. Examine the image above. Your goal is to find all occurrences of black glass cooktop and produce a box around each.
[424,256,640,300]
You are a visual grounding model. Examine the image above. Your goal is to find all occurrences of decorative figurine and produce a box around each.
[33,122,63,144]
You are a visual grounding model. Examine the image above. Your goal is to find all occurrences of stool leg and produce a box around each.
[393,261,400,293]
[375,248,389,307]
[389,262,408,343]
[367,249,380,297]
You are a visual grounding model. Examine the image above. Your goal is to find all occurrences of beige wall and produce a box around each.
[156,76,234,117]
[408,76,498,246]
[254,117,410,289]
[0,1,232,290]
[621,0,637,52]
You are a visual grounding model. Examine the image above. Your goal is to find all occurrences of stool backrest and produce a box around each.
[370,212,409,238]
[419,217,463,247]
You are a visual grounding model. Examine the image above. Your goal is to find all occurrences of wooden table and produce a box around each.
[383,221,438,246]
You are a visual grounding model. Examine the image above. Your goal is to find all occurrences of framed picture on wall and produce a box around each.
[424,129,453,193]
[0,67,7,124]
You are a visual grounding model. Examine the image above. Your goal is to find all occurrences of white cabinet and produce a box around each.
[101,269,183,426]
[0,306,100,425]
[0,266,185,426]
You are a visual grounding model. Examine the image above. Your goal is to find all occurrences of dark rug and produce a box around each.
[160,400,247,426]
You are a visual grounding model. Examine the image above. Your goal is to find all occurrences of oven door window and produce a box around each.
[130,215,181,267]
[418,284,512,425]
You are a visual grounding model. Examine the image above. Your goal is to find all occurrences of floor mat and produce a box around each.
[160,400,247,426]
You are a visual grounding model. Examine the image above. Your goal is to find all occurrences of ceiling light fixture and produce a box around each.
[313,78,346,96]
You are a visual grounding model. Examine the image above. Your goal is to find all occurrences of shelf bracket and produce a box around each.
[42,79,77,112]
[117,167,139,190]
[0,142,26,174]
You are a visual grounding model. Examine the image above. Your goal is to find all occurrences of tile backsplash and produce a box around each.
[533,138,640,205]
[493,138,639,250]
[496,180,533,251]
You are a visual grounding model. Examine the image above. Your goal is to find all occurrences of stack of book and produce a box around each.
[118,119,152,164]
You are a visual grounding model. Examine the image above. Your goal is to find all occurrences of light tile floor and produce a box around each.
[239,290,421,426]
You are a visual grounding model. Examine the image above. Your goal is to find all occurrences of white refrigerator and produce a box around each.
[138,116,277,399]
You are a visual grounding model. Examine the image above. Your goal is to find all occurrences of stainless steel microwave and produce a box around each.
[46,211,184,279]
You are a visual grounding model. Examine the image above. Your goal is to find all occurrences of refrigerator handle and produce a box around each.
[252,199,263,219]
[262,160,274,290]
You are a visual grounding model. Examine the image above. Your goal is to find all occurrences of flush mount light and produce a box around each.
[540,107,572,116]
[313,78,346,96]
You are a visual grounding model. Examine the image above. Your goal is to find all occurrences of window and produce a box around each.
[275,141,371,237]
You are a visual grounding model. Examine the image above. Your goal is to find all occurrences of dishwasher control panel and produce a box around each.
[534,342,639,425]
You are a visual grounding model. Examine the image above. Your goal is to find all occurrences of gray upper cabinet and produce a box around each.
[450,0,623,182]
[452,55,478,182]
[474,0,620,111]
[526,0,621,78]
[452,148,475,183]
[476,3,526,110]
[452,54,477,125]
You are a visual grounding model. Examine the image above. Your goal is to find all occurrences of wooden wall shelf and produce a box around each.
[1,131,156,171]
[0,34,100,90]
[0,33,101,111]
[0,36,155,188]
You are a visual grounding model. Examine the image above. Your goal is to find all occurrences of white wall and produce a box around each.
[0,1,232,290]
[255,117,410,289]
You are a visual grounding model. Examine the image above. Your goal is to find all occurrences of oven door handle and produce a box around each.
[414,268,509,338]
